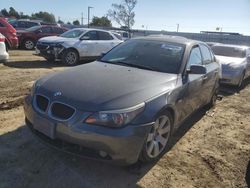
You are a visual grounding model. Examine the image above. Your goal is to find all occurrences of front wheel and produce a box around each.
[62,49,79,66]
[140,111,173,162]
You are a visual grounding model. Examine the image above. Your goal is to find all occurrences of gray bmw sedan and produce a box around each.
[24,36,220,165]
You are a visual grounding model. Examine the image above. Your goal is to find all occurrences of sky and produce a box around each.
[1,0,250,35]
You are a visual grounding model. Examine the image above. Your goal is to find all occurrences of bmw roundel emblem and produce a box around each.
[54,91,62,97]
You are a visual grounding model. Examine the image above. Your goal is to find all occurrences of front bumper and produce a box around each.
[35,43,64,60]
[24,95,153,165]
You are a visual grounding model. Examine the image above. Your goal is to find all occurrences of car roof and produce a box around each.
[133,35,203,46]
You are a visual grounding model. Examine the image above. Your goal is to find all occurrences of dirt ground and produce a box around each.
[0,50,249,188]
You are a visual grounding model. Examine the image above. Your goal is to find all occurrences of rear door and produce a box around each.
[97,31,117,53]
[199,44,220,104]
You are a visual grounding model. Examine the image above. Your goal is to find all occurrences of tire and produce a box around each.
[62,49,79,66]
[237,71,245,88]
[140,111,173,162]
[23,39,35,50]
[207,89,218,108]
[45,57,55,63]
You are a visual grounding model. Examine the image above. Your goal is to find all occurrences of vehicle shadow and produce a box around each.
[246,161,250,188]
[0,107,208,188]
[219,77,250,96]
[3,60,93,69]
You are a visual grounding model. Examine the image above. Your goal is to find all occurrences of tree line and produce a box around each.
[0,0,137,29]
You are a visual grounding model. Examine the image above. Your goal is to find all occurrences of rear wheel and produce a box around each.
[62,49,79,66]
[140,111,173,162]
[45,57,55,63]
[23,39,35,50]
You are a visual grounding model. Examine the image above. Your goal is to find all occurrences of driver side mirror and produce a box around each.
[80,36,90,40]
[188,65,207,74]
[36,29,42,33]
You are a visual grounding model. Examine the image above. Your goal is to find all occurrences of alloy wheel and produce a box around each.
[146,115,171,158]
[25,40,34,50]
[65,52,77,65]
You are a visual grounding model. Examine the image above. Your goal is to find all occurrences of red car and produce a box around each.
[17,25,68,50]
[0,18,19,50]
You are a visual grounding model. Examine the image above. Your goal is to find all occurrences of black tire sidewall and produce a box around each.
[62,49,79,66]
[139,111,173,163]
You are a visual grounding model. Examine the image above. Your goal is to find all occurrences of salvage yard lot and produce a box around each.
[0,50,249,188]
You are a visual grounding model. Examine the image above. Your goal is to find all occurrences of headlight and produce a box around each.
[85,103,145,127]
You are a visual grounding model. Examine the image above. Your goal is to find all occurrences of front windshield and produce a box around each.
[25,26,41,32]
[101,39,185,74]
[212,46,246,58]
[60,29,85,38]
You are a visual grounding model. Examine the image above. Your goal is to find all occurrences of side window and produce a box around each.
[41,27,52,33]
[83,31,98,40]
[18,21,27,28]
[53,27,64,34]
[187,47,202,69]
[98,31,114,40]
[200,45,213,64]
[27,22,39,28]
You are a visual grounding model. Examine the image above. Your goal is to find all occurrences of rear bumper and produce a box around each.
[24,95,153,165]
[220,69,244,86]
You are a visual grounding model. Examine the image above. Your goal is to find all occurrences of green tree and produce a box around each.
[9,7,20,18]
[90,16,112,27]
[31,11,56,23]
[73,20,80,25]
[1,9,9,17]
[108,0,137,29]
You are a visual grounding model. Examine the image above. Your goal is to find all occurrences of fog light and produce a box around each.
[99,150,107,158]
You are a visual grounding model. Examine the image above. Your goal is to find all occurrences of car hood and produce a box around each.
[36,61,177,111]
[215,55,245,66]
[38,36,77,43]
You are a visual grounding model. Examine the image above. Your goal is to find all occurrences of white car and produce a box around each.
[35,28,123,65]
[0,33,9,63]
[212,44,250,87]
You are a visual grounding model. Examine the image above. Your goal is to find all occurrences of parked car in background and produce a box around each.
[24,36,220,165]
[206,42,221,47]
[212,44,250,87]
[17,25,68,50]
[0,33,9,62]
[0,18,18,50]
[111,30,130,40]
[35,28,123,65]
[9,19,40,30]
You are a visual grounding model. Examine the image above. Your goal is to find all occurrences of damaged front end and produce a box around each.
[35,42,66,61]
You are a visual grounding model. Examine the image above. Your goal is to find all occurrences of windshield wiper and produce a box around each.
[103,61,156,71]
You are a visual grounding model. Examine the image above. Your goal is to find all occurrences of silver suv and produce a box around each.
[35,28,123,65]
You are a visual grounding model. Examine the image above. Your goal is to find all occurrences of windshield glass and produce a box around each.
[212,46,246,58]
[101,39,185,73]
[60,29,85,38]
[25,26,41,32]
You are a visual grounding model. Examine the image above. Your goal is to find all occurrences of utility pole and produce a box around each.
[177,24,179,32]
[81,12,83,25]
[88,6,93,28]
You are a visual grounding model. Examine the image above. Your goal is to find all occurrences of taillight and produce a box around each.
[0,36,5,42]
